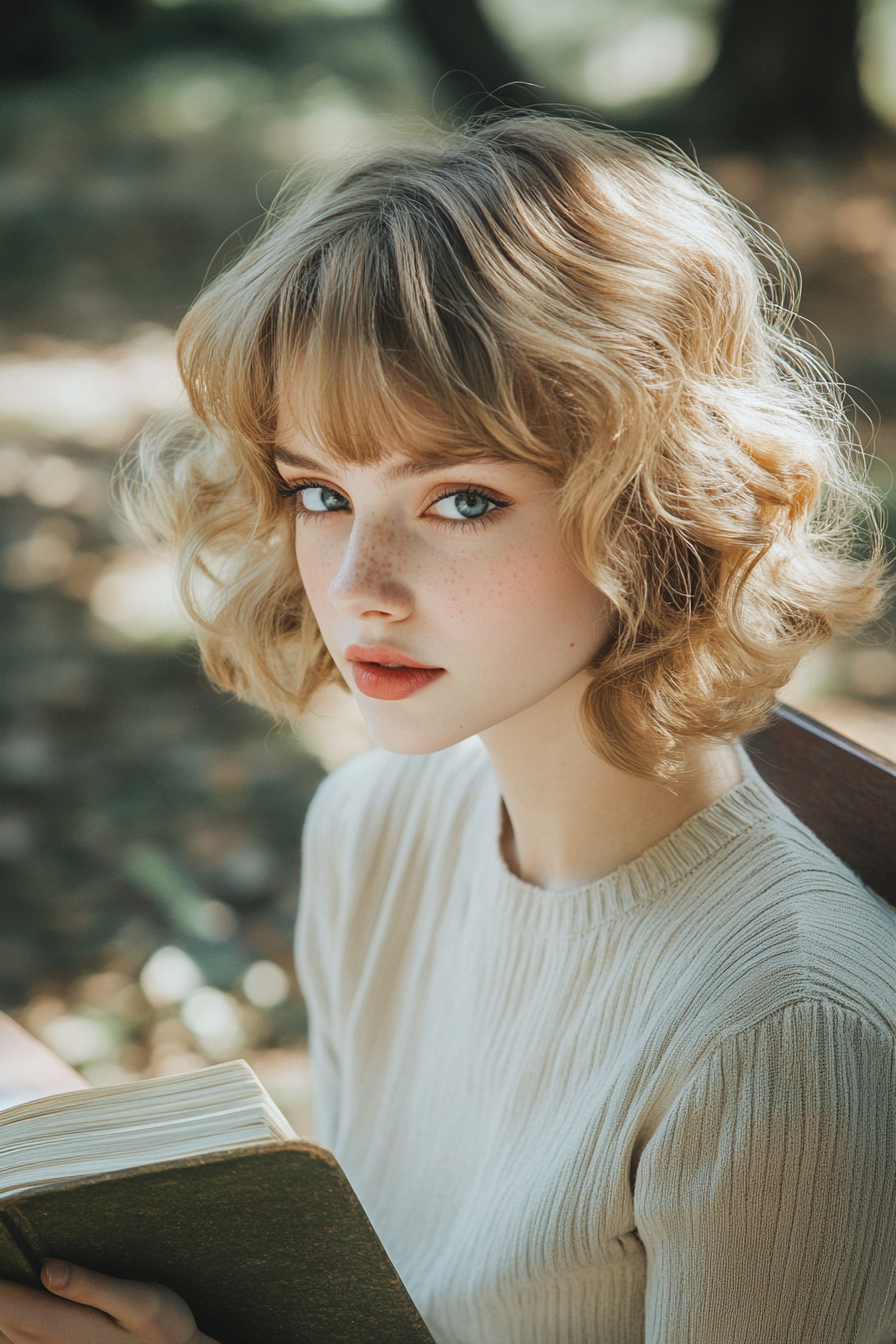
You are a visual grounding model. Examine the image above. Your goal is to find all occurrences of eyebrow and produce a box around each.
[272,446,500,481]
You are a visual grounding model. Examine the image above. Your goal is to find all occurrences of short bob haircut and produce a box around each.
[127,113,885,779]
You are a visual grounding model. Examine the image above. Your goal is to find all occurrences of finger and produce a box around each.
[42,1261,202,1344]
[0,1277,126,1344]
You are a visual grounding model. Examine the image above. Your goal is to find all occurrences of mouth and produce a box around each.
[344,645,445,701]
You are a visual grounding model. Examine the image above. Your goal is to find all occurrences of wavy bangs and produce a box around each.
[122,113,888,777]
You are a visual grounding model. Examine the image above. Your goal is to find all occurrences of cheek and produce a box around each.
[435,539,608,668]
[294,528,336,615]
[293,528,347,655]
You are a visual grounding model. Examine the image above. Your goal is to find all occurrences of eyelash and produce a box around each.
[275,478,323,502]
[276,478,512,529]
[429,485,511,531]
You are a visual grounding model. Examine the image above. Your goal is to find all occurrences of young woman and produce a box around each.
[1,115,894,1344]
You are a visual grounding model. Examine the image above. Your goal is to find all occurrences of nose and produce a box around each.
[327,518,414,622]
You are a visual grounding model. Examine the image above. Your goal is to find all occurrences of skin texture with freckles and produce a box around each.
[275,421,743,892]
[285,445,611,755]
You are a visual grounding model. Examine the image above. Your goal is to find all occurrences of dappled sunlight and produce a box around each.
[582,15,717,106]
[0,328,191,643]
[89,549,192,643]
[0,327,181,448]
[1,0,895,1143]
[18,975,315,1135]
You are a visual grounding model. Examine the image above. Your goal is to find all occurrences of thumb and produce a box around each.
[41,1260,211,1343]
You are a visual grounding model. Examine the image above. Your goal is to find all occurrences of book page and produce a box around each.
[0,1059,296,1200]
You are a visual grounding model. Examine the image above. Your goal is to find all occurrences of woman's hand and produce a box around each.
[0,1260,220,1344]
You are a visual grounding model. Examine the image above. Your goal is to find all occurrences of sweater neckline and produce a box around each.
[481,746,777,936]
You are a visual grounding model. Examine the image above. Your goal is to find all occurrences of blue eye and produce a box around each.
[432,491,496,521]
[301,485,349,513]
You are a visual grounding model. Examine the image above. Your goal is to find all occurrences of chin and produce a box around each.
[356,705,478,757]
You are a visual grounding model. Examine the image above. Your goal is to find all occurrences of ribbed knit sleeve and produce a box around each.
[635,1000,896,1344]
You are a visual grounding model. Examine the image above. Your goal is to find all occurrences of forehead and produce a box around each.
[273,373,515,475]
[272,340,567,483]
[272,435,511,483]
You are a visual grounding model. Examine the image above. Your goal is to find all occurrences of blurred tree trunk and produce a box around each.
[683,0,875,149]
[0,0,141,77]
[401,0,882,151]
[398,0,546,113]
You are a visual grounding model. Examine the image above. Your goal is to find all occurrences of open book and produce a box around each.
[0,1060,431,1343]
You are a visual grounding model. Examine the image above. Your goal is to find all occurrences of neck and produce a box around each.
[479,670,742,891]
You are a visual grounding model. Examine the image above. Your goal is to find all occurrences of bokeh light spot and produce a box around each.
[243,961,290,1009]
[140,946,204,1008]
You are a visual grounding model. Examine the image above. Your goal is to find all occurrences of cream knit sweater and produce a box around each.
[296,739,896,1344]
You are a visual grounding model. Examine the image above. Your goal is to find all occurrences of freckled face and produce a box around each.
[275,433,611,755]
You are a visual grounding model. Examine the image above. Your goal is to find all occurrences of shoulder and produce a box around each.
[672,765,896,1039]
[646,787,896,1153]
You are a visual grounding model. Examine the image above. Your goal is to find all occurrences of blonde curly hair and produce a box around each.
[124,114,886,778]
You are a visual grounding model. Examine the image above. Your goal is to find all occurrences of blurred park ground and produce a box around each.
[1,0,896,1133]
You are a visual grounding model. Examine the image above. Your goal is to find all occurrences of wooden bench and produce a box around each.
[746,701,896,909]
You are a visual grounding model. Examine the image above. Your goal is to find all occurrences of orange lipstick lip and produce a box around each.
[345,645,445,701]
[345,645,440,670]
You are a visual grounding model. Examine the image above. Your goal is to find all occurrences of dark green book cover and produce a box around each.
[0,1142,433,1344]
